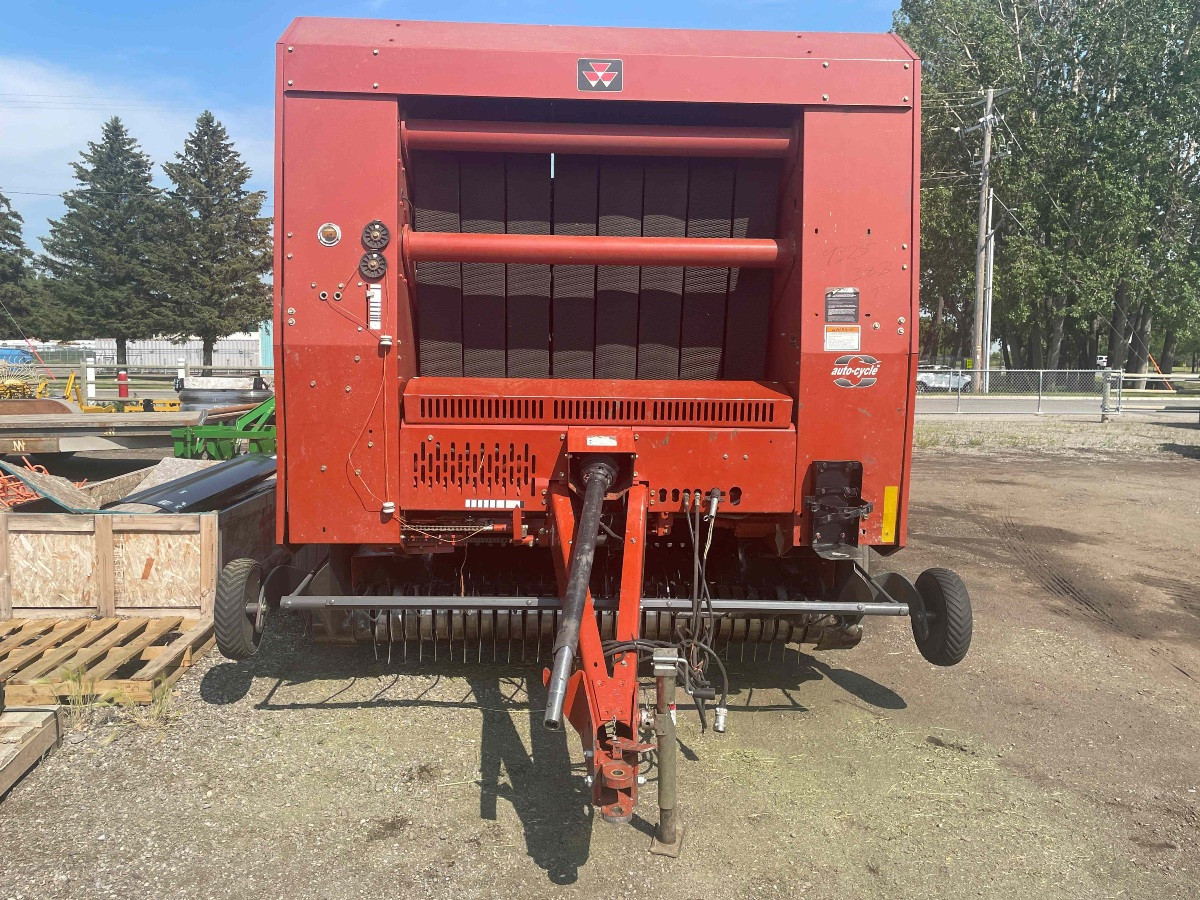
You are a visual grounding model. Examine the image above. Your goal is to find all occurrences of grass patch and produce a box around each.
[57,668,177,731]
[60,666,99,730]
[111,679,178,729]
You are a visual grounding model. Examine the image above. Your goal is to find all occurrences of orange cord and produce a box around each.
[0,456,87,509]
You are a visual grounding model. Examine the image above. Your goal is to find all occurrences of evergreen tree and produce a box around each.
[157,111,271,366]
[0,191,65,341]
[0,190,30,292]
[40,117,165,364]
[0,190,33,337]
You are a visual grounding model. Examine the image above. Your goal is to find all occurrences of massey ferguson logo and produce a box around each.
[578,59,622,92]
[831,355,881,388]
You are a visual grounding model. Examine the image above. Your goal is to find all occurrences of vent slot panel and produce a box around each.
[413,441,538,495]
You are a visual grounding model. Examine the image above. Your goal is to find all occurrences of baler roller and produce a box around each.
[404,119,793,158]
[403,228,784,268]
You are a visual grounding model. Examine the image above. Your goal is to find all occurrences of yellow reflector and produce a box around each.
[881,485,900,543]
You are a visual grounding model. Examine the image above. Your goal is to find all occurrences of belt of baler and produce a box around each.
[409,139,780,381]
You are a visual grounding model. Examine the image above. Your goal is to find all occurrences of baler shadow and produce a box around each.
[201,625,901,883]
[722,646,907,712]
[212,630,596,884]
[467,674,594,884]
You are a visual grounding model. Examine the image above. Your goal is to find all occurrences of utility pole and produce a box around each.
[971,87,995,391]
[983,187,995,391]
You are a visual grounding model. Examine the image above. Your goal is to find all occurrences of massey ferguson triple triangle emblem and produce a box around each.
[578,58,622,91]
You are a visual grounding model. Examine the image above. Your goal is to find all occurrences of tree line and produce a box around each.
[897,0,1199,373]
[0,113,271,365]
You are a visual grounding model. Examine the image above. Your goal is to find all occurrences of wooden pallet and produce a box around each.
[0,616,214,705]
[0,707,61,797]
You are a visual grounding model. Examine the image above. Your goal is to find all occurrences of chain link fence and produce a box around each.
[1,338,262,370]
[915,369,1123,415]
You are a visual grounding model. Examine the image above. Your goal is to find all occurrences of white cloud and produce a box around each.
[0,55,273,252]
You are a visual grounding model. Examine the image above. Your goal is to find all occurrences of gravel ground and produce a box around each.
[2,419,1198,898]
[914,410,1200,457]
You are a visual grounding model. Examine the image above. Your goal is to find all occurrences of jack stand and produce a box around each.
[649,647,684,857]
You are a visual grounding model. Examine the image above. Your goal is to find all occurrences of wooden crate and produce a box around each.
[0,487,275,621]
[0,616,214,705]
[0,706,61,797]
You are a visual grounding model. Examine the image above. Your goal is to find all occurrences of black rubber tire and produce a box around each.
[913,567,972,666]
[915,381,928,393]
[215,558,264,660]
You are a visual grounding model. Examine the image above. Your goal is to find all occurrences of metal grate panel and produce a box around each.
[407,379,792,428]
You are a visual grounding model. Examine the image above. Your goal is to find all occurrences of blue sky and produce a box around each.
[1,0,898,249]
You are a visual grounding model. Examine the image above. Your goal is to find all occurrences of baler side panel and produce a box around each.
[273,44,289,545]
[897,67,922,546]
[279,94,405,545]
[792,108,918,548]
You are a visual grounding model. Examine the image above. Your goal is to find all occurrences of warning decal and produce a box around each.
[825,287,860,323]
[578,59,623,92]
[824,324,861,352]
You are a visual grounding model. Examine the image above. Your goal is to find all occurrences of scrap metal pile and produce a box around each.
[213,18,974,850]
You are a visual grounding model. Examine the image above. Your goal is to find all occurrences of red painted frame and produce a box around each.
[275,19,920,553]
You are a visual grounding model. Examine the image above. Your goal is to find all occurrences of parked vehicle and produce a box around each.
[916,365,972,392]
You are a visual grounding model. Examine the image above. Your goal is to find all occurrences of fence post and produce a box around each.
[1037,370,1043,415]
[956,370,963,412]
[1117,370,1123,413]
[176,356,186,383]
[1100,367,1111,422]
[85,356,96,401]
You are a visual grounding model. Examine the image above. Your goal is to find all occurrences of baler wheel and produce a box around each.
[912,567,972,666]
[215,558,265,660]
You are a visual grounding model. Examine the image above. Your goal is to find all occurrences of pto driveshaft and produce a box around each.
[543,457,618,731]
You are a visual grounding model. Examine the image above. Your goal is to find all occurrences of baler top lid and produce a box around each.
[279,19,918,107]
[281,18,915,61]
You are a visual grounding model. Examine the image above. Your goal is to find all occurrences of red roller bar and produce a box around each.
[404,120,793,158]
[402,228,785,268]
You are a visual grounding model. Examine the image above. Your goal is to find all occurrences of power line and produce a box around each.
[1,189,274,215]
[0,93,165,99]
[3,188,162,197]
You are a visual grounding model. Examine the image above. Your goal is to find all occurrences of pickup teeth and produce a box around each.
[306,605,862,664]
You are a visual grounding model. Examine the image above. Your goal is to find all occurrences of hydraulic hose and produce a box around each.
[543,456,618,731]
